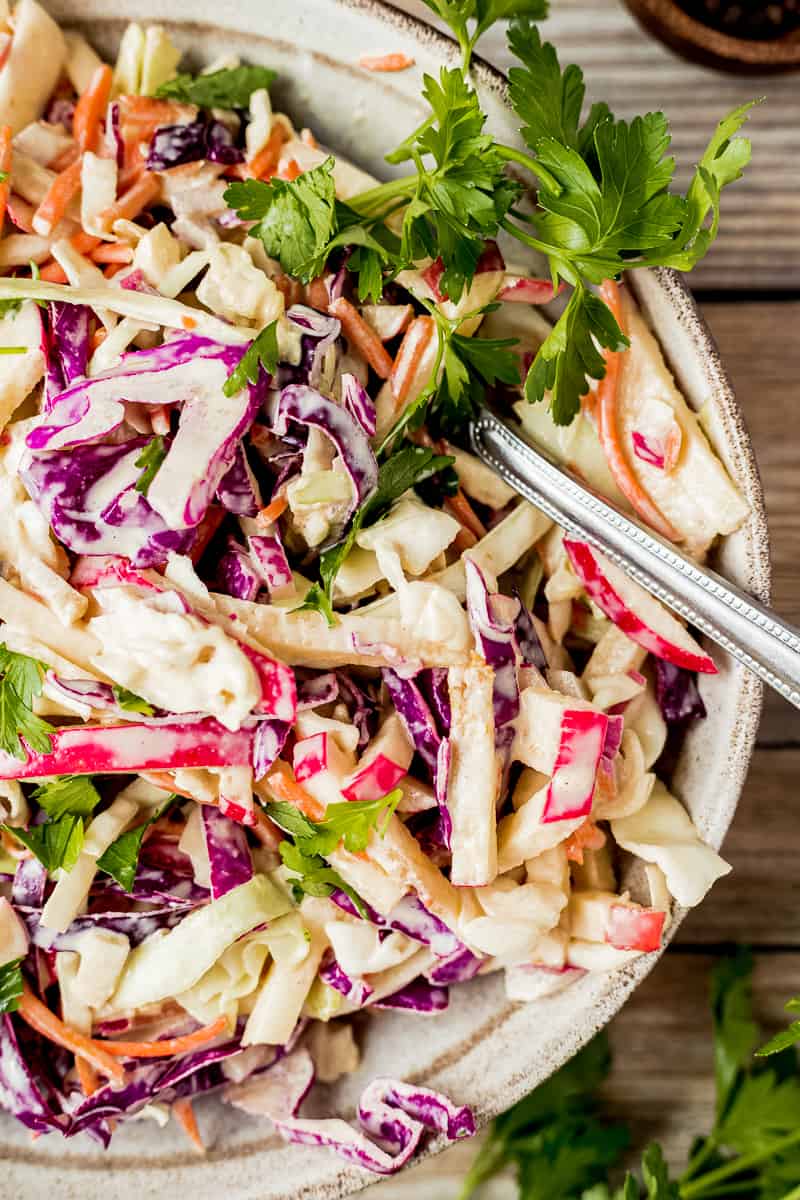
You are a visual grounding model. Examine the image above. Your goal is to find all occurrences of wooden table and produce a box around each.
[362,3,800,1194]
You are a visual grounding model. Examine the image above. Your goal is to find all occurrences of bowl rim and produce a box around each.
[622,0,800,68]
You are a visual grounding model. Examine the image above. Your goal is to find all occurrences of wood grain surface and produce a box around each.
[360,4,799,1194]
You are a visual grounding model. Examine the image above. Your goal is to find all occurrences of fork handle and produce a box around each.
[470,408,800,710]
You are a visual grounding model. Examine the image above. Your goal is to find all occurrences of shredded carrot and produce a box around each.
[89,242,134,264]
[38,260,68,283]
[330,296,393,380]
[90,327,107,351]
[181,315,197,330]
[279,158,302,181]
[300,128,318,149]
[305,275,330,312]
[0,125,12,230]
[49,143,80,173]
[445,489,487,541]
[17,983,126,1083]
[453,525,478,553]
[173,1097,205,1153]
[70,230,102,255]
[0,31,12,73]
[595,280,680,543]
[358,52,415,72]
[118,96,192,131]
[73,64,113,154]
[391,315,436,407]
[99,1014,228,1059]
[32,157,82,237]
[140,769,198,800]
[75,1055,100,1098]
[103,262,124,279]
[96,171,160,233]
[274,272,305,307]
[229,123,286,182]
[565,820,607,865]
[663,424,683,473]
[255,494,288,528]
[150,404,171,436]
[266,760,326,821]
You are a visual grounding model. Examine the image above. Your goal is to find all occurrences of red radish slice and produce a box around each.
[498,275,562,304]
[238,642,296,723]
[564,540,717,674]
[342,753,407,803]
[0,719,254,779]
[606,904,665,952]
[293,732,329,782]
[542,709,608,823]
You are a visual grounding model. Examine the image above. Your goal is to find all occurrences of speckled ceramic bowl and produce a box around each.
[3,2,770,1197]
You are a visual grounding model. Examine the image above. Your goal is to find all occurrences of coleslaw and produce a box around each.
[0,2,746,1174]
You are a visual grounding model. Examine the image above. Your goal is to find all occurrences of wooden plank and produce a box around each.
[362,951,800,1195]
[391,0,800,291]
[700,301,800,744]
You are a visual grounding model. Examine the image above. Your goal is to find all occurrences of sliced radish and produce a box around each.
[0,719,255,779]
[564,540,717,674]
[69,554,160,592]
[238,642,296,723]
[543,709,608,823]
[498,275,561,305]
[293,732,328,782]
[342,753,407,803]
[606,903,665,952]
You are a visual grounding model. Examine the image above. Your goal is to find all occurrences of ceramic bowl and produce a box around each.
[3,1,770,1197]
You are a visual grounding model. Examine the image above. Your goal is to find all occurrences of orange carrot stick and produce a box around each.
[90,327,107,351]
[445,489,487,541]
[17,983,125,1083]
[103,262,124,279]
[279,158,301,181]
[255,494,288,528]
[565,820,607,865]
[453,525,478,553]
[265,760,326,821]
[305,276,330,312]
[330,296,393,379]
[70,230,102,255]
[32,157,82,237]
[391,315,435,406]
[150,404,171,436]
[99,1015,228,1059]
[595,279,680,543]
[0,125,12,230]
[358,52,415,72]
[49,143,80,173]
[244,123,286,181]
[173,1097,205,1153]
[90,242,134,264]
[96,172,160,233]
[75,1055,100,1098]
[38,260,69,283]
[72,64,113,154]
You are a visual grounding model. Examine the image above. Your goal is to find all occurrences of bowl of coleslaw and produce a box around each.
[0,0,769,1197]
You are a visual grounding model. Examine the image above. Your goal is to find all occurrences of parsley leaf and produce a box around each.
[134,435,167,497]
[0,958,23,1015]
[420,0,548,68]
[225,158,338,282]
[318,444,454,602]
[97,795,176,892]
[112,686,155,716]
[0,643,52,760]
[640,1144,680,1199]
[155,64,276,108]
[293,583,337,628]
[223,320,279,397]
[278,840,365,913]
[710,947,759,1118]
[3,814,84,873]
[31,775,101,820]
[263,789,401,857]
[758,998,800,1058]
[0,297,22,318]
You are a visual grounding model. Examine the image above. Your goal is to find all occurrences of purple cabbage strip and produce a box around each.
[382,669,441,776]
[248,530,293,596]
[340,372,376,437]
[384,895,463,959]
[285,305,341,389]
[217,444,262,516]
[465,559,520,730]
[21,438,195,567]
[218,537,262,602]
[146,117,244,171]
[372,978,449,1014]
[602,713,625,766]
[21,906,189,951]
[91,864,209,908]
[329,888,382,926]
[319,951,373,1008]
[296,672,339,710]
[47,302,90,399]
[252,718,290,780]
[336,672,378,750]
[12,856,47,908]
[417,668,451,735]
[425,947,483,986]
[276,384,378,520]
[0,1016,69,1136]
[359,1078,475,1143]
[654,660,707,725]
[45,96,75,131]
[201,805,254,899]
[513,589,547,672]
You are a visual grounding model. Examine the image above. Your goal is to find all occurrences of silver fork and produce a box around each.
[469,407,800,711]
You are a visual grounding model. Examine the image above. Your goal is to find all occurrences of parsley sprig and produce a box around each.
[155,64,276,109]
[0,644,52,761]
[223,320,279,396]
[134,435,167,497]
[463,949,800,1200]
[0,958,23,1015]
[97,794,177,892]
[262,788,401,912]
[2,775,102,874]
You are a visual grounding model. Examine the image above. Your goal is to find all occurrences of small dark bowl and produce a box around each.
[624,0,800,72]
